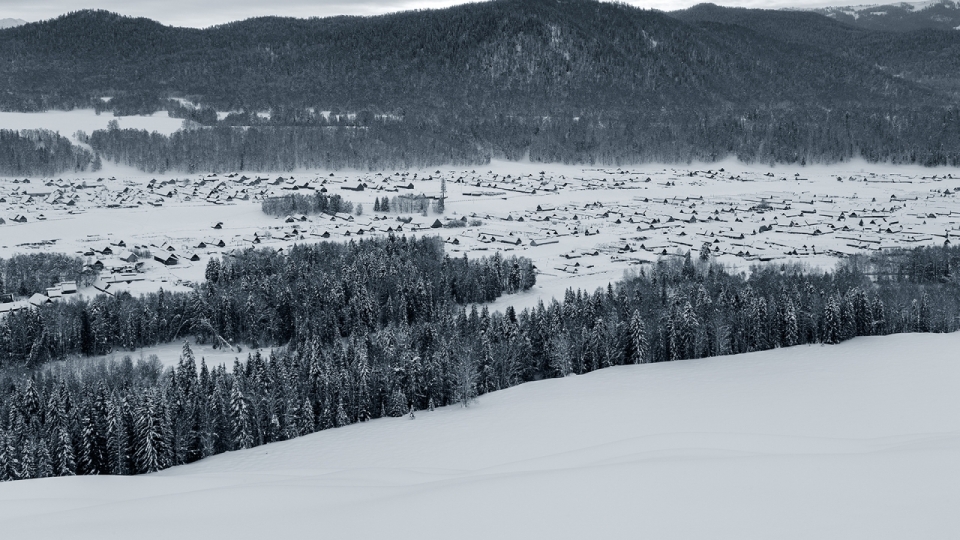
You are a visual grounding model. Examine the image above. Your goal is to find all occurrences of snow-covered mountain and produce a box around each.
[814,0,960,31]
[0,18,26,29]
[1,332,958,539]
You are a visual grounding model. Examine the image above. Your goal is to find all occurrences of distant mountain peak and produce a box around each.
[0,18,27,29]
[812,0,960,31]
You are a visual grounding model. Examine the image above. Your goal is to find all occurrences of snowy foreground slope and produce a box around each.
[2,333,960,539]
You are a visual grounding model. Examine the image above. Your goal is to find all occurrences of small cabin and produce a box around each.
[28,293,51,307]
[154,254,180,266]
[118,251,138,263]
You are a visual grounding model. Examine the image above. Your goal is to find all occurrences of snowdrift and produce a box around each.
[1,333,959,539]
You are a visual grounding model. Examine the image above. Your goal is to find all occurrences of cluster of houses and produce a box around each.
[343,167,960,277]
[126,169,960,276]
[0,280,77,315]
[5,166,960,306]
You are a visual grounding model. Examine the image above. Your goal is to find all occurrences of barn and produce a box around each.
[154,254,180,266]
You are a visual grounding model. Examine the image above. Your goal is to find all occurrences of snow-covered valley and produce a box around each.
[4,1,960,536]
[0,332,957,539]
[4,156,960,334]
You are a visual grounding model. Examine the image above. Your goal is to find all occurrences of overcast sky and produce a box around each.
[2,0,850,28]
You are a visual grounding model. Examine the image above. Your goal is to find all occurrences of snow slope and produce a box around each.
[814,0,960,31]
[0,19,26,29]
[1,332,959,539]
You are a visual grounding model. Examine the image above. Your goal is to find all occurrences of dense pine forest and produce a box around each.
[2,240,960,480]
[3,0,960,173]
[80,105,960,172]
[0,130,93,176]
[0,237,536,366]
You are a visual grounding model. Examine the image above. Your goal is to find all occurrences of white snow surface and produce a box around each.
[0,18,27,29]
[0,109,185,143]
[822,0,953,12]
[68,339,247,369]
[2,332,959,539]
[816,0,959,17]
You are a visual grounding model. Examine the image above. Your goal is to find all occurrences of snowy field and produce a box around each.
[0,109,185,145]
[1,332,958,539]
[4,157,960,324]
[69,339,249,369]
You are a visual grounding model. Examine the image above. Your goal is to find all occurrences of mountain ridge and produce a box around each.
[0,1,944,113]
[2,0,960,168]
[0,18,26,29]
[812,0,960,32]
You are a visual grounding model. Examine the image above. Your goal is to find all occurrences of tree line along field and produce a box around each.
[2,331,959,539]
[4,106,960,178]
[1,236,960,480]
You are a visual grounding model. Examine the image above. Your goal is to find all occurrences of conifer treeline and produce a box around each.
[0,237,536,366]
[2,243,960,481]
[0,130,94,176]
[5,106,960,175]
[260,192,353,217]
[87,123,486,173]
[81,105,960,174]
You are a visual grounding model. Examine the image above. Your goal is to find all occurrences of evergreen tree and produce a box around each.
[54,425,77,477]
[783,300,799,347]
[335,398,350,427]
[230,380,254,450]
[106,397,128,475]
[436,177,446,214]
[36,439,54,479]
[871,295,886,334]
[0,430,18,482]
[19,438,37,480]
[134,390,170,474]
[630,310,648,364]
[823,295,842,344]
[298,398,315,435]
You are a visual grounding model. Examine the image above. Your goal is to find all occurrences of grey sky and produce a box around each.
[0,0,849,28]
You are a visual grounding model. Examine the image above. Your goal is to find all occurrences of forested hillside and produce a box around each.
[673,3,960,99]
[3,0,960,171]
[0,1,932,113]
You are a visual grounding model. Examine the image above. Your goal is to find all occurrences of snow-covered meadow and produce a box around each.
[0,109,185,145]
[1,332,958,539]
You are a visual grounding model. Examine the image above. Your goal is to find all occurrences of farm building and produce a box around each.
[154,253,180,266]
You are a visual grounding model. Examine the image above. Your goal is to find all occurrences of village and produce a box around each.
[2,162,960,313]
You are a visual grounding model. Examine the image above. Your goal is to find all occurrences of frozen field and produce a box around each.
[1,332,958,539]
[4,158,960,325]
[0,109,185,145]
